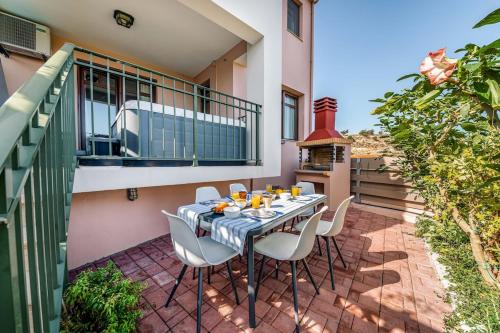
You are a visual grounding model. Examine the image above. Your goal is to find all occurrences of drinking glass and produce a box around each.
[262,195,272,209]
[251,194,261,209]
[265,184,273,193]
[231,192,240,200]
[291,186,299,197]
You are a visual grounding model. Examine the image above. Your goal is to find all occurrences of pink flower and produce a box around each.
[419,48,458,85]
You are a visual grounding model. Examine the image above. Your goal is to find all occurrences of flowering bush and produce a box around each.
[372,9,500,288]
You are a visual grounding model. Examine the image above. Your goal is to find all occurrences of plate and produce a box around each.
[245,209,277,219]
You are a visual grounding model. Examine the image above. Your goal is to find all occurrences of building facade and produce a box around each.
[0,0,317,268]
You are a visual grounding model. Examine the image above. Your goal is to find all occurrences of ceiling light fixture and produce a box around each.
[114,10,134,29]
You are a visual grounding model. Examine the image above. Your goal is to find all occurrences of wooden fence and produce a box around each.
[350,156,426,213]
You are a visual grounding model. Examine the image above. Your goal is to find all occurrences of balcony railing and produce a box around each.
[73,47,261,166]
[0,43,76,333]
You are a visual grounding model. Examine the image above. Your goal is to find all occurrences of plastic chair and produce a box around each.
[195,186,221,233]
[229,183,247,194]
[254,206,328,332]
[161,211,240,333]
[294,195,354,290]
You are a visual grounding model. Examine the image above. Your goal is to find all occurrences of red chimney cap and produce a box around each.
[305,97,343,141]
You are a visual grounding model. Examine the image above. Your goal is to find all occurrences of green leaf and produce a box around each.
[415,89,441,107]
[397,73,420,82]
[369,98,386,103]
[480,38,500,52]
[384,92,394,98]
[461,122,477,132]
[473,82,491,104]
[473,8,500,28]
[371,106,385,115]
[393,128,411,140]
[486,78,500,108]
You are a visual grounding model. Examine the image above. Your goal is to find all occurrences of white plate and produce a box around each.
[245,209,277,219]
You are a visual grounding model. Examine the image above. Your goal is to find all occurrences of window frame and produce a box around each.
[287,0,301,38]
[282,91,299,141]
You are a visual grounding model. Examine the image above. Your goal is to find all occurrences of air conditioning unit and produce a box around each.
[0,11,51,59]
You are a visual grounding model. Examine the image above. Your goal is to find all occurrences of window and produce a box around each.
[287,0,300,37]
[282,92,298,140]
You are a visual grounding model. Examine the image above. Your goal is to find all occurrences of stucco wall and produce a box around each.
[255,0,314,189]
[0,53,43,96]
[68,179,251,269]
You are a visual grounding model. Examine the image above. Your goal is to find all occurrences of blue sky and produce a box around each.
[313,0,499,133]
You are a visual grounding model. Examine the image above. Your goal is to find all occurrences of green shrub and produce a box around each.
[61,261,144,333]
[358,129,375,136]
[417,218,500,332]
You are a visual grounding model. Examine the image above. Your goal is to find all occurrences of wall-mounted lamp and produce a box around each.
[127,188,138,201]
[114,10,134,29]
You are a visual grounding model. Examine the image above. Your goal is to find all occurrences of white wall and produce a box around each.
[73,0,283,193]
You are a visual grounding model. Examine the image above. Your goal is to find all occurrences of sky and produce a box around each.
[313,0,499,133]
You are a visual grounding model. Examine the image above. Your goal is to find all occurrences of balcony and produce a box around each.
[74,47,261,167]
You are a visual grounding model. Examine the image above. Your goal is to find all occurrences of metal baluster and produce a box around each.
[106,59,112,156]
[192,84,198,166]
[122,63,127,157]
[136,69,141,157]
[90,53,95,155]
[172,79,176,159]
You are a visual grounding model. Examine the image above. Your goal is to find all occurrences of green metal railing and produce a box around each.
[73,47,262,166]
[0,43,76,333]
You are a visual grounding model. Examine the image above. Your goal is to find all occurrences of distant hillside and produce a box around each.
[343,130,399,157]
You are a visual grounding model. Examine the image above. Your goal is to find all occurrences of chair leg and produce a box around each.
[316,236,323,256]
[165,264,188,307]
[324,236,335,290]
[290,216,297,229]
[275,259,279,279]
[196,267,203,333]
[290,261,300,333]
[332,237,347,269]
[226,260,240,305]
[192,267,196,280]
[202,229,207,236]
[207,266,211,285]
[301,259,320,295]
[255,256,266,298]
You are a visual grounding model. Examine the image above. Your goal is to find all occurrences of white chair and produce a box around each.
[229,183,247,194]
[162,211,240,333]
[254,206,328,332]
[195,186,221,234]
[294,196,354,290]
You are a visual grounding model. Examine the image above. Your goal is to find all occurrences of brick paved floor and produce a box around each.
[71,208,451,332]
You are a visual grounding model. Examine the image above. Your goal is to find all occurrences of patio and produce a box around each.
[70,207,451,333]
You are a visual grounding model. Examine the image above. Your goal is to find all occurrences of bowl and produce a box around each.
[224,206,241,218]
[280,192,291,200]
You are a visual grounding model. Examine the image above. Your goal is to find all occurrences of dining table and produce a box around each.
[179,193,327,328]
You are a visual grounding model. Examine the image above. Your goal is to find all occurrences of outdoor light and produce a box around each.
[114,10,134,28]
[127,188,138,201]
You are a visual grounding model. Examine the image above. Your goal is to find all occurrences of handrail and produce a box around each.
[0,43,75,171]
[0,42,77,333]
[73,46,261,165]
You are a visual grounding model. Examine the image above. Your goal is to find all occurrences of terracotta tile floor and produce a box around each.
[70,208,451,332]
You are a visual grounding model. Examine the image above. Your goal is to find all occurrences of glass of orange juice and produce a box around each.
[265,184,273,193]
[231,192,240,200]
[291,186,300,197]
[251,193,261,209]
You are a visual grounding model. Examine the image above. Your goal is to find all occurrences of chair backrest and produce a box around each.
[296,181,315,195]
[289,206,328,261]
[229,183,247,194]
[161,211,208,267]
[323,196,354,237]
[195,186,221,203]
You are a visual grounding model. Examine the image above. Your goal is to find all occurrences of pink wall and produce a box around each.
[256,0,314,189]
[195,41,247,95]
[0,53,43,96]
[67,179,251,269]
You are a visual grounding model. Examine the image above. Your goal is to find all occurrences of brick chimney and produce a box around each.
[305,97,342,141]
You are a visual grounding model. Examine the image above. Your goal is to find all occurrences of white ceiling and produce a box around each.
[0,0,242,76]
